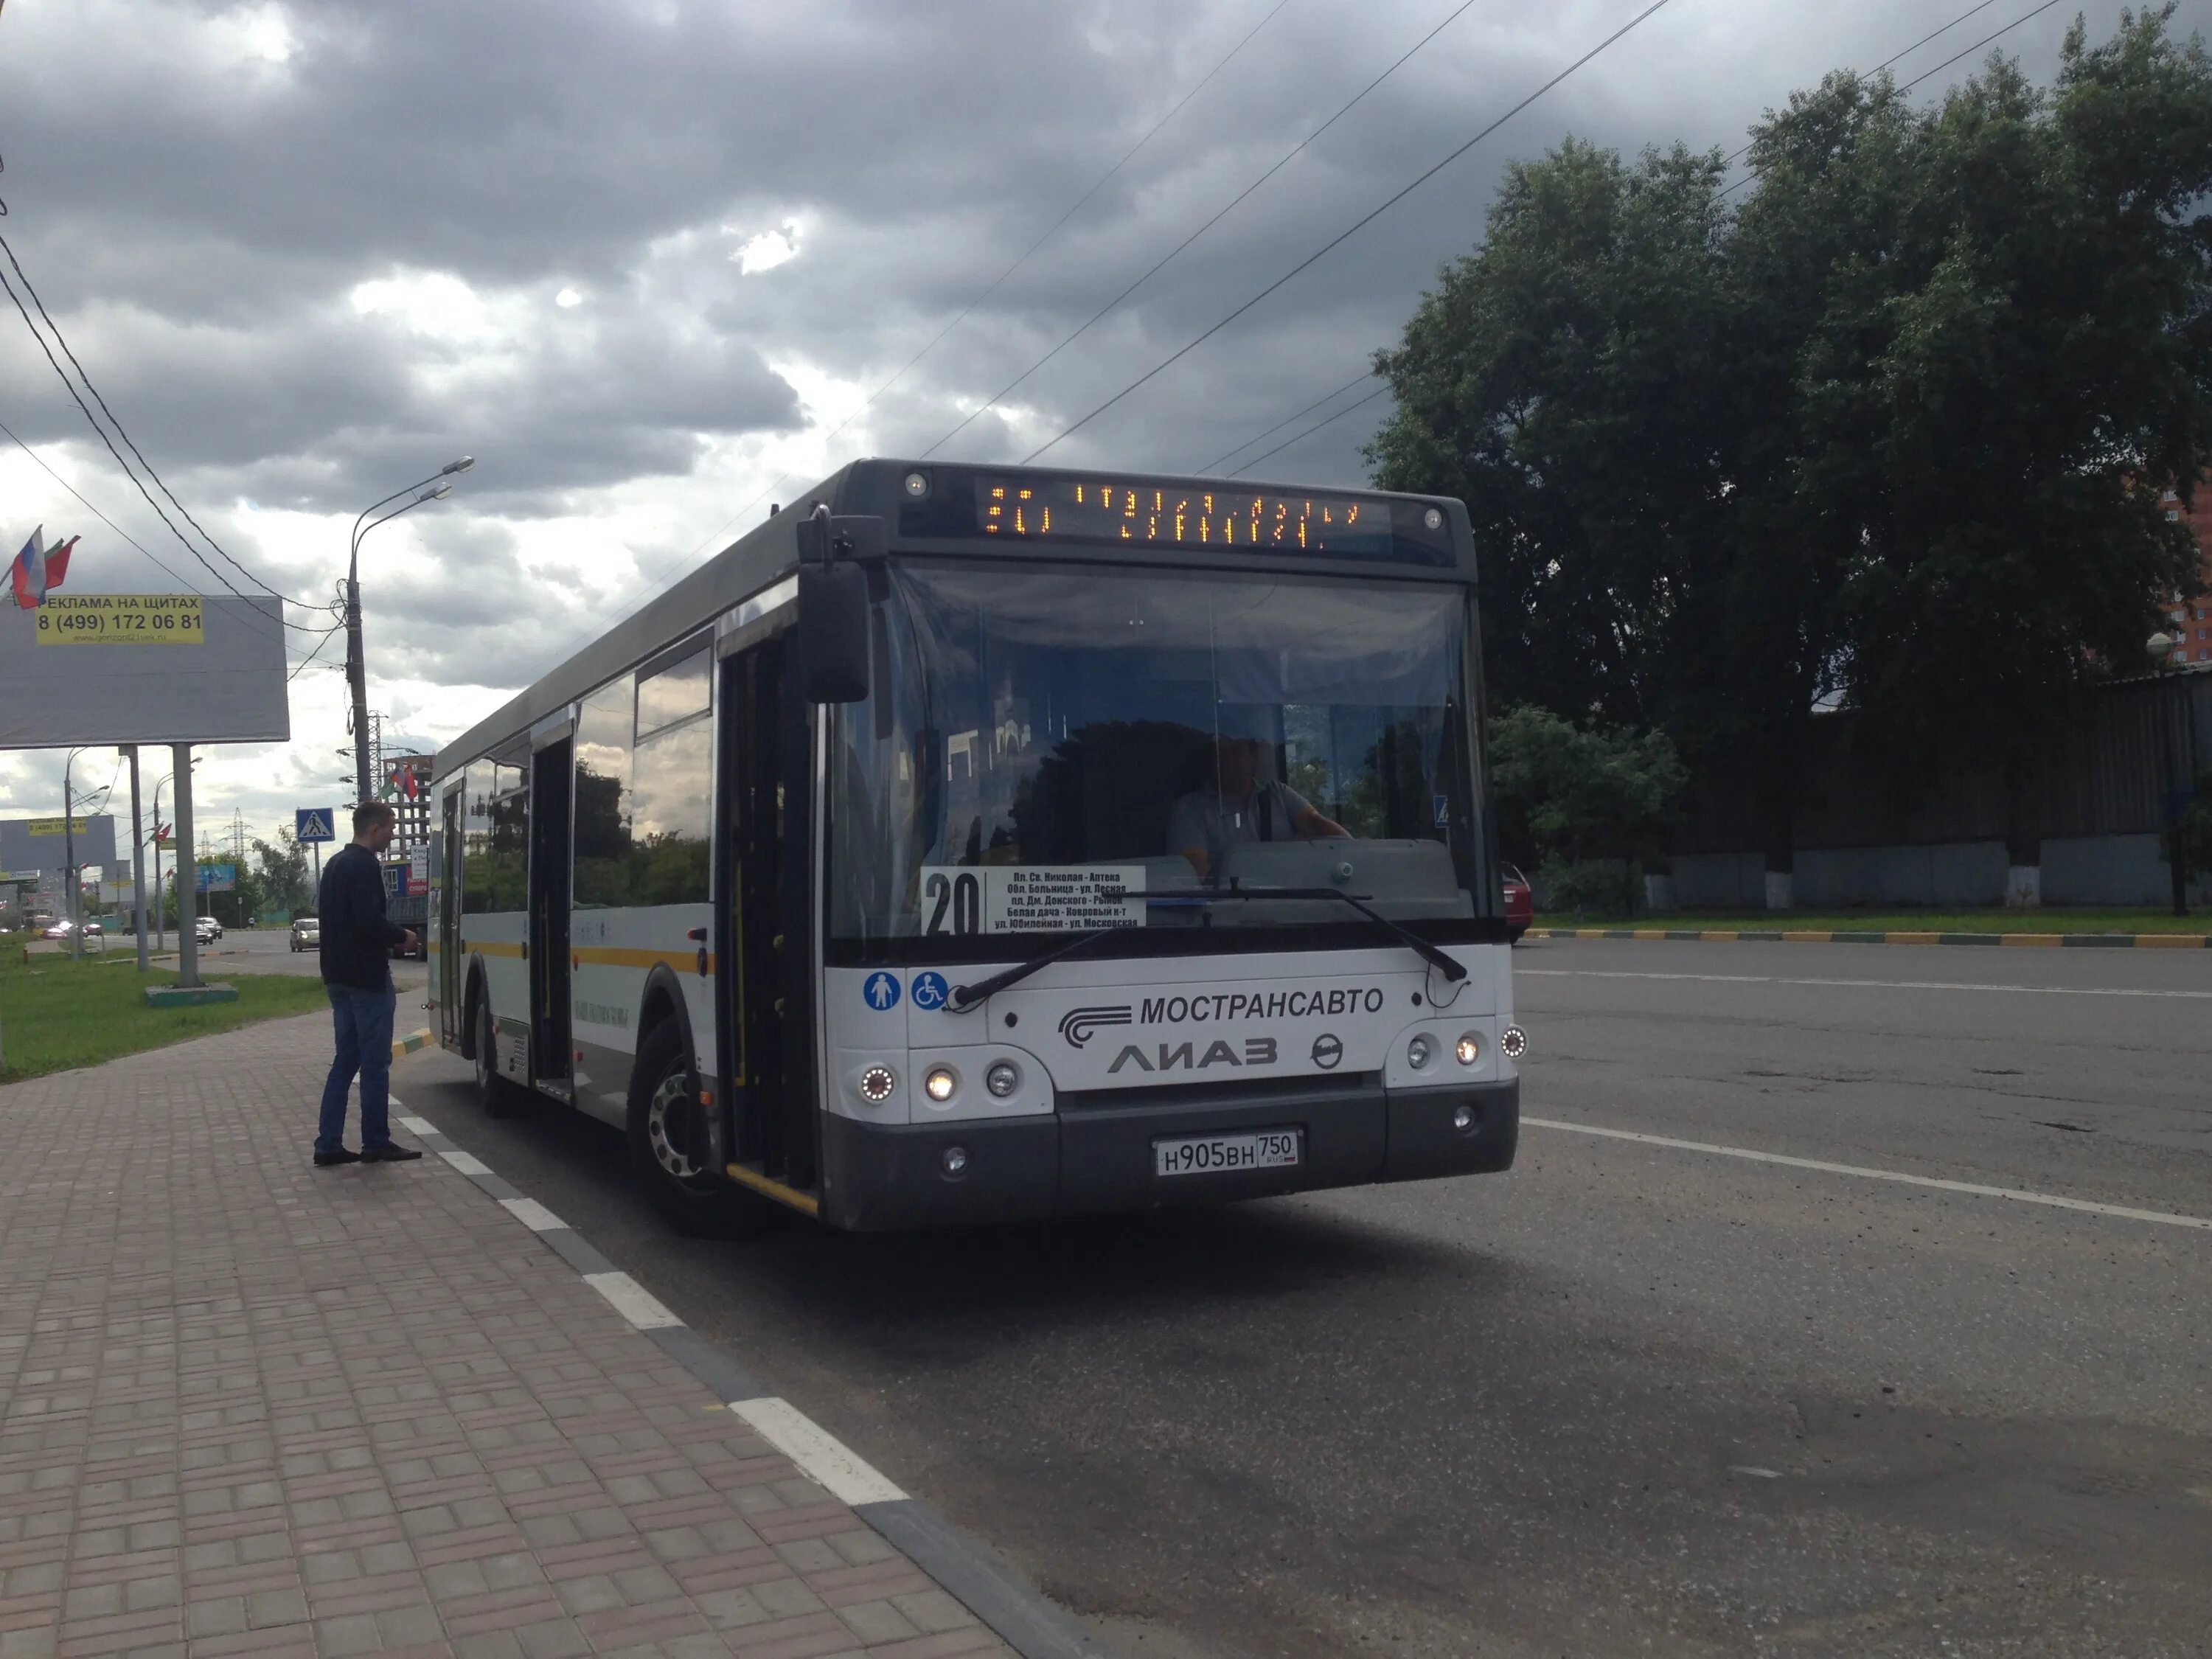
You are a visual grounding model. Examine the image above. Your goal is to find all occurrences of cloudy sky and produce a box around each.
[0,0,2192,870]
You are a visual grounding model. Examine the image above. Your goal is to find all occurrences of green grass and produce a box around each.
[1537,908,2210,935]
[0,947,329,1084]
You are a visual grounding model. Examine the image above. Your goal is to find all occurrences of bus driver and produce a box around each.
[1170,718,1350,880]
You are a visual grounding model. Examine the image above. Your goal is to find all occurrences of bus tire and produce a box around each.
[473,995,515,1119]
[628,1020,771,1237]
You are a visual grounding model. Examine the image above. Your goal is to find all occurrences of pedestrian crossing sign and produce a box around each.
[296,807,336,844]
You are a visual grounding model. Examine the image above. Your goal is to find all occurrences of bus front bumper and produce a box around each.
[818,1076,1518,1232]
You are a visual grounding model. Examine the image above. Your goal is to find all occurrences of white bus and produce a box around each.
[429,459,1524,1231]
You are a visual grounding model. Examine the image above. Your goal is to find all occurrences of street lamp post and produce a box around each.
[2146,632,2197,918]
[348,459,471,807]
[150,758,198,954]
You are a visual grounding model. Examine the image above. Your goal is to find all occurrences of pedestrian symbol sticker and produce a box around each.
[911,971,949,1011]
[1433,794,1450,827]
[296,807,337,844]
[864,972,901,1011]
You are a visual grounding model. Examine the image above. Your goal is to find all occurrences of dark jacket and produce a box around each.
[318,842,404,991]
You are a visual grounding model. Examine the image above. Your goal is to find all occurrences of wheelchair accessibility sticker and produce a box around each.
[911,971,950,1012]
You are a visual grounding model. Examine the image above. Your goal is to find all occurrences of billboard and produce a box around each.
[0,815,119,871]
[0,592,290,747]
[196,863,237,893]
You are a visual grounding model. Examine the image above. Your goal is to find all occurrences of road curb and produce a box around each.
[389,1024,432,1061]
[386,1067,1107,1659]
[1526,928,2212,948]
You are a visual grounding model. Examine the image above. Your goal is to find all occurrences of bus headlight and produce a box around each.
[924,1065,958,1102]
[985,1060,1020,1098]
[1500,1026,1527,1060]
[1455,1032,1482,1066]
[858,1065,897,1104]
[1407,1034,1435,1071]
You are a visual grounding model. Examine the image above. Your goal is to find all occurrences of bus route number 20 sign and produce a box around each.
[32,594,206,646]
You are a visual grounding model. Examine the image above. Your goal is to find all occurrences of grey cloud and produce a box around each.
[1,0,2180,844]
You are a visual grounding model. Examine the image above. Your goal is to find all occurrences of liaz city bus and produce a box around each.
[428,459,1524,1232]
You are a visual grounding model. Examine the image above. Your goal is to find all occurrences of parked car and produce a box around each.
[39,918,102,941]
[193,914,223,944]
[1503,864,1533,943]
[290,914,321,952]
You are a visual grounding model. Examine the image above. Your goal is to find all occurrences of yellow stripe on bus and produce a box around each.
[571,945,717,973]
[725,1163,820,1217]
[469,940,526,959]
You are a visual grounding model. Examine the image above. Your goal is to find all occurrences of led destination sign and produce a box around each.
[971,474,1438,563]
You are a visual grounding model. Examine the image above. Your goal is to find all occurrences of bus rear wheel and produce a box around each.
[473,996,515,1119]
[628,1020,773,1237]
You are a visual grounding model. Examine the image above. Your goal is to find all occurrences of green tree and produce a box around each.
[1754,12,2212,865]
[1370,8,2212,902]
[1486,706,1686,914]
[254,830,313,916]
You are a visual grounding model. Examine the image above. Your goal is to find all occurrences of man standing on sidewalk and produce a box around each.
[313,801,423,1166]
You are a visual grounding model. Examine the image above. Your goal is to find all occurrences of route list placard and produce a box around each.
[918,865,1147,934]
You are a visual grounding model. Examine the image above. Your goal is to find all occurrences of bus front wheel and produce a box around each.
[628,1021,772,1237]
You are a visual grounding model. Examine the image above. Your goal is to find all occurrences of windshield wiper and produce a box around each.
[1172,886,1467,982]
[945,924,1129,1014]
[943,884,1466,1014]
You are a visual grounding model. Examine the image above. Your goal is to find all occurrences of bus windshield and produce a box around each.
[828,562,1489,952]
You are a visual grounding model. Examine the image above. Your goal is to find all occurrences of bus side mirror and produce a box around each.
[796,504,883,705]
[799,560,870,703]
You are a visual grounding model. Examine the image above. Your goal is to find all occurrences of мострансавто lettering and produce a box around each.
[1138,986,1385,1025]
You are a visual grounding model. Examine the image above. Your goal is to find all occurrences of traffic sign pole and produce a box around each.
[172,743,198,990]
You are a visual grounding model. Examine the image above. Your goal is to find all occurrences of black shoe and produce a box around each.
[361,1144,423,1163]
[314,1148,363,1167]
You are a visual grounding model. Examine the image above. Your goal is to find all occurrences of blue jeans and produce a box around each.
[318,981,396,1154]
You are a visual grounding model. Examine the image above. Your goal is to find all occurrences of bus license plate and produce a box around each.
[1153,1128,1302,1178]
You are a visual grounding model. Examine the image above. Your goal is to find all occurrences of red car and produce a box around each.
[1502,865,1533,942]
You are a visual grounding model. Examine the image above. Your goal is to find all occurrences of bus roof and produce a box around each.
[433,459,1472,781]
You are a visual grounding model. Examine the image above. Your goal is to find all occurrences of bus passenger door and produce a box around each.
[436,787,462,1046]
[717,630,815,1192]
[529,734,574,1096]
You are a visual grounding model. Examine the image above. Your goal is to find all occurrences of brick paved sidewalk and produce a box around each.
[0,1014,1012,1659]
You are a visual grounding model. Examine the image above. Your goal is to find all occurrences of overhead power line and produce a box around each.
[0,267,319,640]
[0,232,320,625]
[0,413,336,657]
[658,0,1298,582]
[1227,382,1393,478]
[921,0,1489,462]
[1201,370,1377,473]
[1021,0,1680,465]
[1719,0,2066,198]
[0,233,305,604]
[0,412,204,595]
[1202,0,2062,482]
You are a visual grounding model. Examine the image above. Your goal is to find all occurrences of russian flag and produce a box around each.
[10,527,76,609]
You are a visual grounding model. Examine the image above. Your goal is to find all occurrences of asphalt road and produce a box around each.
[392,939,2212,1658]
[187,924,432,994]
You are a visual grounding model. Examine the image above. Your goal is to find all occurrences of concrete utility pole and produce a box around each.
[125,745,149,973]
[63,753,79,961]
[348,457,470,805]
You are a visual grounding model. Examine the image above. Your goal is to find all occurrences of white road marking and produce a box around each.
[438,1148,493,1177]
[731,1397,907,1506]
[1518,968,2212,1000]
[583,1270,684,1330]
[395,1113,433,1133]
[1731,1467,1783,1479]
[498,1196,567,1233]
[1523,1116,2212,1231]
